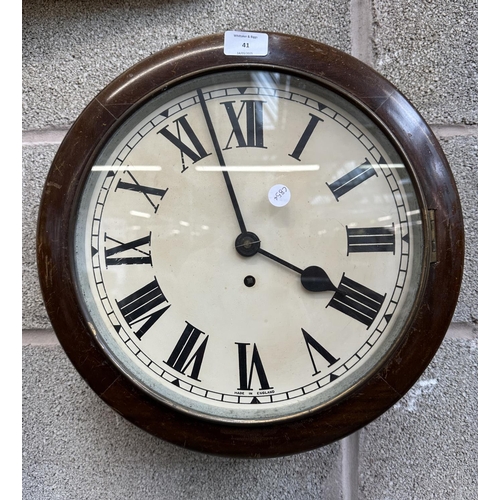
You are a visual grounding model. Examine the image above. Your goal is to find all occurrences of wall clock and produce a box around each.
[37,32,464,458]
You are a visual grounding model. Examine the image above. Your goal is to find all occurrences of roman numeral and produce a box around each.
[328,274,385,328]
[346,224,395,255]
[221,100,266,149]
[104,233,152,266]
[327,159,376,200]
[116,277,170,339]
[289,113,324,161]
[165,322,208,381]
[301,329,339,376]
[115,171,168,212]
[236,342,272,391]
[158,114,211,171]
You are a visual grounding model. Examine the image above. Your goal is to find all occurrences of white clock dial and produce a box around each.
[74,70,424,423]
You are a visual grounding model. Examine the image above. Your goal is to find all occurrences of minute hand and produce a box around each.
[257,247,337,293]
[196,88,247,234]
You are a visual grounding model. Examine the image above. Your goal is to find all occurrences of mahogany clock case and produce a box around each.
[36,32,464,457]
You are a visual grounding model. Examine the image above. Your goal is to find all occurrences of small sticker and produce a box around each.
[268,184,291,207]
[224,31,269,56]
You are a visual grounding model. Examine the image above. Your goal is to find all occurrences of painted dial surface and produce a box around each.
[74,70,425,423]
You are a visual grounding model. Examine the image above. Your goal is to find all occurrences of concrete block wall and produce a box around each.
[22,1,478,498]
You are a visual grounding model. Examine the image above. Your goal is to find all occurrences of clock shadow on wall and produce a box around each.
[37,31,464,458]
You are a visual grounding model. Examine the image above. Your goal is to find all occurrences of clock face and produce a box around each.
[73,69,425,424]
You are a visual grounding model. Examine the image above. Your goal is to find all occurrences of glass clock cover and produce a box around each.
[74,70,424,423]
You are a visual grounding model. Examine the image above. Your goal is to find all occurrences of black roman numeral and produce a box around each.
[236,342,272,391]
[116,277,170,340]
[158,114,211,171]
[327,159,376,200]
[165,322,208,381]
[302,329,339,376]
[289,114,324,161]
[346,224,395,255]
[328,274,385,327]
[222,100,266,149]
[115,171,168,212]
[104,233,152,266]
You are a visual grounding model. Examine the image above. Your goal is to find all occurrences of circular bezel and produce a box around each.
[73,68,428,425]
[37,32,464,457]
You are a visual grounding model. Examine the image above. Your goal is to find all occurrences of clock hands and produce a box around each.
[196,88,335,294]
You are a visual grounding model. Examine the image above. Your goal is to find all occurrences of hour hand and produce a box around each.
[234,233,336,293]
[300,266,337,293]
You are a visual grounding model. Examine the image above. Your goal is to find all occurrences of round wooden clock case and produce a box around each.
[37,32,464,458]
